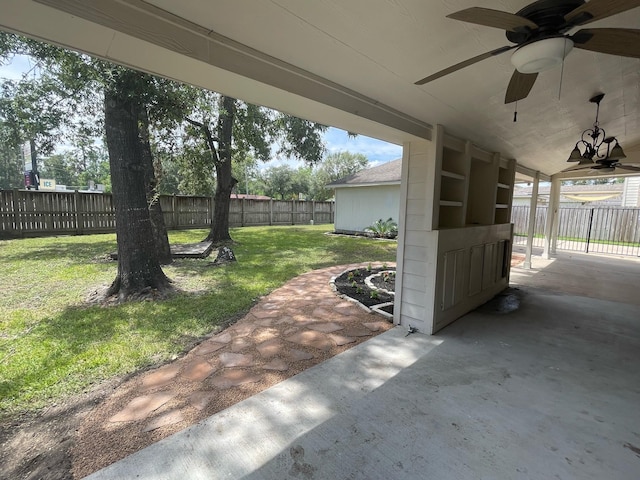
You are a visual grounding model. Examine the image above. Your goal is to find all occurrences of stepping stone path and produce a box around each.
[71,263,395,479]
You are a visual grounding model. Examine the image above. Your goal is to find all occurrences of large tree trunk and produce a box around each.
[138,107,172,265]
[205,96,237,243]
[104,88,171,300]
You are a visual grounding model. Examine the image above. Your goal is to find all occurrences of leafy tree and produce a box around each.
[0,119,23,189]
[308,151,368,200]
[563,178,623,186]
[232,153,260,196]
[103,71,171,298]
[37,147,110,190]
[263,165,295,199]
[0,32,173,299]
[0,68,79,189]
[39,153,77,186]
[291,167,312,199]
[180,91,327,242]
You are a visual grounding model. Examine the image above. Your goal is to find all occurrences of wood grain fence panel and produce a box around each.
[228,199,242,227]
[271,200,292,225]
[0,190,334,238]
[242,199,270,226]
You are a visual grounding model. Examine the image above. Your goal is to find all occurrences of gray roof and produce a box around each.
[326,159,401,187]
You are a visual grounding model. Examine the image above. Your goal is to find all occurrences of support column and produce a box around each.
[393,137,437,334]
[543,176,561,259]
[550,179,561,255]
[524,171,540,269]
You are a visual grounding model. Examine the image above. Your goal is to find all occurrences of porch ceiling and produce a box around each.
[2,0,640,176]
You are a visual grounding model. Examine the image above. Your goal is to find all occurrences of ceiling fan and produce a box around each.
[415,0,640,104]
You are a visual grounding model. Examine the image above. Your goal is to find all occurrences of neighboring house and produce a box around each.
[327,159,401,234]
[513,183,626,207]
[622,177,640,207]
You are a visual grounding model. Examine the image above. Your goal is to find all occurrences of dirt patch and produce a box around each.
[0,378,121,480]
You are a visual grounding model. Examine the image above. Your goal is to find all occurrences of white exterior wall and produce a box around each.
[622,177,640,207]
[394,139,438,334]
[334,184,400,233]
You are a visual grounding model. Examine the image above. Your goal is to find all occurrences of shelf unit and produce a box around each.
[465,149,498,226]
[495,159,516,224]
[437,141,468,228]
[431,125,516,230]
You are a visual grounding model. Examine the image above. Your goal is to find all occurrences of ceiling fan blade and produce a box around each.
[562,163,593,172]
[617,165,640,172]
[447,7,538,32]
[565,0,640,26]
[505,70,538,104]
[415,46,515,85]
[573,28,640,58]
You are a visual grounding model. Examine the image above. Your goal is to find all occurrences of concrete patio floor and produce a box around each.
[87,252,640,479]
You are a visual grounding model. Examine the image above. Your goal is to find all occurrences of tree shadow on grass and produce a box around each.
[0,239,117,263]
[0,276,262,415]
[0,373,120,480]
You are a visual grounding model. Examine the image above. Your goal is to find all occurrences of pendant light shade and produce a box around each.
[607,142,626,161]
[567,145,583,162]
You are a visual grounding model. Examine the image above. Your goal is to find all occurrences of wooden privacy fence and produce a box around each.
[0,189,335,239]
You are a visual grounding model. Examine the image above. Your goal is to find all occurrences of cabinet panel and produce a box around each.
[482,242,496,291]
[468,245,484,296]
[495,240,506,281]
[442,248,465,311]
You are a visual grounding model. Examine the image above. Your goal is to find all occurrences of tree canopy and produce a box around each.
[0,31,332,297]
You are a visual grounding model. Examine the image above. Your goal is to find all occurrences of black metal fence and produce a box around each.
[511,205,640,256]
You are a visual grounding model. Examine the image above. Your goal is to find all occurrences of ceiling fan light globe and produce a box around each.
[511,37,574,74]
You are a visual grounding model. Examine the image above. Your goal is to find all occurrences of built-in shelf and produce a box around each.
[441,170,466,181]
[434,127,515,230]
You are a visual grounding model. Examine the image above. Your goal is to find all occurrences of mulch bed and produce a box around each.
[332,266,395,308]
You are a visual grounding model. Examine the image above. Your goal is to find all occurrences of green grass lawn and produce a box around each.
[0,225,396,417]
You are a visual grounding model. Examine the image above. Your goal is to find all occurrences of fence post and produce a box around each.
[312,201,316,224]
[75,191,84,234]
[171,195,177,229]
[269,199,273,226]
[12,189,23,237]
[585,208,595,253]
[291,200,295,225]
[241,198,245,227]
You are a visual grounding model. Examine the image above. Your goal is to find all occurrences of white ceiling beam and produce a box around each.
[27,0,431,142]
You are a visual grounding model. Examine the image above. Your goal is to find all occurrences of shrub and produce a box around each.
[365,218,398,239]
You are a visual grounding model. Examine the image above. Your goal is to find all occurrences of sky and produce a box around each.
[1,55,402,168]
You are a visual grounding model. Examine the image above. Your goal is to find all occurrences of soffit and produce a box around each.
[147,0,640,176]
[3,0,640,177]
